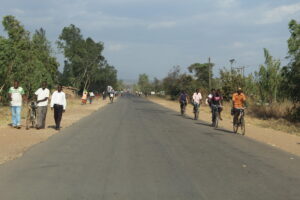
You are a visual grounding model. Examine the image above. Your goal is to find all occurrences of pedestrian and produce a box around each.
[89,91,95,104]
[50,85,67,131]
[8,81,25,129]
[35,81,50,129]
[102,91,106,100]
[81,90,88,105]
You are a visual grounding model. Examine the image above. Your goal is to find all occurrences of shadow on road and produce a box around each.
[215,128,235,134]
[196,121,212,127]
[135,108,168,113]
[195,122,235,135]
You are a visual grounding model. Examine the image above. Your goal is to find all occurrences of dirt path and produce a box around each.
[149,96,300,157]
[0,98,111,164]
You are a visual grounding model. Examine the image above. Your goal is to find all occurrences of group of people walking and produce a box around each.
[178,87,247,126]
[81,90,95,105]
[8,81,67,130]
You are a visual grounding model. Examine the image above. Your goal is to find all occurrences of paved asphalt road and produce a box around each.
[0,95,300,200]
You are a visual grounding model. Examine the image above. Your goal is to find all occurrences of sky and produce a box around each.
[1,0,300,81]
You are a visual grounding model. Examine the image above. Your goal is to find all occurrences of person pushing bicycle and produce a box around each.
[232,88,246,126]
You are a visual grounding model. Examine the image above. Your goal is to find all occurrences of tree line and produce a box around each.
[0,15,118,103]
[136,19,300,121]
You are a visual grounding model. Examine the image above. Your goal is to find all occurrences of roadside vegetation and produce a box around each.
[135,19,300,128]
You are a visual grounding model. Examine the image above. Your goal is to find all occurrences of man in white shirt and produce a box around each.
[8,81,25,129]
[35,82,50,129]
[50,85,67,130]
[89,91,95,104]
[192,89,202,120]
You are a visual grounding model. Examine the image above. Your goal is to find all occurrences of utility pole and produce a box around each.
[229,59,235,71]
[208,57,211,91]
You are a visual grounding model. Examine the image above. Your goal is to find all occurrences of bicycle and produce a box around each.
[212,105,221,129]
[109,93,114,103]
[26,101,37,130]
[180,101,187,116]
[193,103,200,120]
[233,108,245,135]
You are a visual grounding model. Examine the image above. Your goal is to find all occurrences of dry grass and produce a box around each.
[0,106,11,127]
[248,101,293,120]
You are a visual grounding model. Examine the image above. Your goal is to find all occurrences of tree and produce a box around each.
[138,73,151,95]
[32,28,59,88]
[152,77,163,92]
[255,48,281,103]
[282,19,300,103]
[188,62,214,89]
[163,66,181,99]
[0,16,59,100]
[57,24,116,92]
[219,68,245,100]
[280,19,300,121]
[162,66,196,99]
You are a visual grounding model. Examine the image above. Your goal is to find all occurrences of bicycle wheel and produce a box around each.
[233,118,238,133]
[181,105,185,116]
[241,117,245,135]
[214,112,219,129]
[211,112,215,127]
[194,110,199,120]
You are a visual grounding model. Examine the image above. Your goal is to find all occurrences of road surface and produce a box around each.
[0,95,299,200]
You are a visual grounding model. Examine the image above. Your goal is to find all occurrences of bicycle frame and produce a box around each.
[233,108,245,135]
[211,105,220,128]
[180,101,187,116]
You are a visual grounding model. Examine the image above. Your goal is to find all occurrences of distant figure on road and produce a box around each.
[102,91,106,100]
[81,90,88,105]
[35,82,50,129]
[109,90,115,103]
[50,85,67,131]
[8,81,25,129]
[89,91,95,104]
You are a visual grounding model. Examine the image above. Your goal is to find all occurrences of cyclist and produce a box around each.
[109,90,115,103]
[211,89,223,122]
[178,90,189,114]
[207,88,216,111]
[232,88,246,126]
[192,89,202,120]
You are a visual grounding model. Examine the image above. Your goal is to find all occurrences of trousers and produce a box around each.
[37,106,48,128]
[11,106,21,126]
[54,104,63,128]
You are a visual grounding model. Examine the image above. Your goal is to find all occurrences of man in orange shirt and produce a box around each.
[232,88,246,126]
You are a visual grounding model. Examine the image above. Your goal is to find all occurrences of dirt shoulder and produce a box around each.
[0,97,111,164]
[149,96,300,157]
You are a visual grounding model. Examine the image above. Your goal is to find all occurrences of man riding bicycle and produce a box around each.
[207,88,216,111]
[192,89,202,120]
[211,89,223,122]
[232,88,246,126]
[178,90,189,115]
